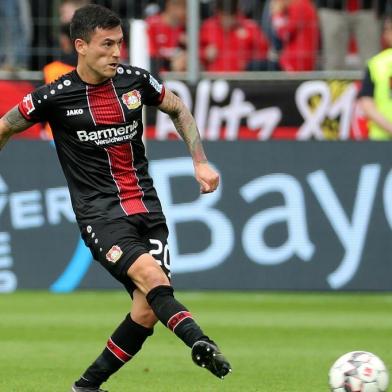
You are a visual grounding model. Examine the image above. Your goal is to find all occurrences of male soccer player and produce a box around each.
[0,5,231,392]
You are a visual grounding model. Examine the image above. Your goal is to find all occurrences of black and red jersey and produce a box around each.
[18,65,165,223]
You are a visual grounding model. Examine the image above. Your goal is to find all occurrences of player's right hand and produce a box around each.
[194,162,219,194]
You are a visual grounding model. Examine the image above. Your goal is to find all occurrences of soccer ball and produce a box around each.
[329,351,389,392]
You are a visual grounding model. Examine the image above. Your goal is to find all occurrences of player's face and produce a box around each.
[76,25,123,84]
[383,19,392,48]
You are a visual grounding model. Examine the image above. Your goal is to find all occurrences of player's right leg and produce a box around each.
[71,289,157,391]
[71,219,159,391]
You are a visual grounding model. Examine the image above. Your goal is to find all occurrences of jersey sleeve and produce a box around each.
[18,84,52,122]
[357,67,374,98]
[139,69,166,107]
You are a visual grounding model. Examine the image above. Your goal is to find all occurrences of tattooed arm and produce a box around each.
[0,106,34,151]
[158,89,219,193]
[158,89,207,163]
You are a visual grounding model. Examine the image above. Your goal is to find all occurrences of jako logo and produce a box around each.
[67,109,84,116]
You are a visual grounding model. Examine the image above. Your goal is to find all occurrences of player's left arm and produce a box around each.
[0,106,34,151]
[158,88,219,194]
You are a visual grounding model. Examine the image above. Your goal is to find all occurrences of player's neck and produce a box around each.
[76,64,109,85]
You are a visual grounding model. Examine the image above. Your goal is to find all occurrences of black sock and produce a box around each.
[146,285,208,348]
[75,314,153,387]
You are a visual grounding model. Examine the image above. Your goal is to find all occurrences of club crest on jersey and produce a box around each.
[122,90,141,110]
[22,94,35,115]
[106,245,123,264]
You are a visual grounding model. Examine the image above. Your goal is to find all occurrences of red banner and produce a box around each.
[1,78,368,141]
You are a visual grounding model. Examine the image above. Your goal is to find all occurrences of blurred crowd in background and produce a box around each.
[0,0,391,74]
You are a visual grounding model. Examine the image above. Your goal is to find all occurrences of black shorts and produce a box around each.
[79,212,170,295]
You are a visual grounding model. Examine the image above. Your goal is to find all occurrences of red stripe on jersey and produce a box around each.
[167,311,192,332]
[105,143,148,215]
[106,338,133,363]
[86,81,125,125]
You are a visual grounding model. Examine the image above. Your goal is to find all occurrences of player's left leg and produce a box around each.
[72,289,157,391]
[127,254,232,379]
[128,214,231,379]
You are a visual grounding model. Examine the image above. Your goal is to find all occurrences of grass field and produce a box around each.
[1,291,392,392]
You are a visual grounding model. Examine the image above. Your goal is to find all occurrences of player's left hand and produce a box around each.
[194,162,220,194]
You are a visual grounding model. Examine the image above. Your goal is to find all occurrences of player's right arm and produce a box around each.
[158,88,220,194]
[0,106,34,151]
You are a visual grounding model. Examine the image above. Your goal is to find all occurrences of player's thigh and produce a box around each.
[79,218,149,293]
[127,253,170,294]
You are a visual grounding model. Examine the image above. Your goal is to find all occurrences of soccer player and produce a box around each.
[0,5,231,392]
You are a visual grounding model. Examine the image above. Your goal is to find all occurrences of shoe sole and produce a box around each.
[71,386,107,392]
[192,341,232,379]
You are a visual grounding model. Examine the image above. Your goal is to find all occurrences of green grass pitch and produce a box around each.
[1,291,391,391]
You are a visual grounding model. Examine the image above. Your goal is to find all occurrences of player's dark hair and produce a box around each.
[70,4,121,43]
